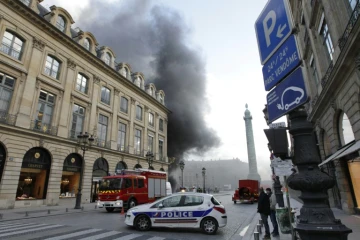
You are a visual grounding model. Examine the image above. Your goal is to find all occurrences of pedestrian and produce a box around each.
[266,188,279,237]
[257,187,271,239]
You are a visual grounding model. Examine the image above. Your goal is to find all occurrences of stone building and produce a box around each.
[0,0,170,209]
[290,0,360,214]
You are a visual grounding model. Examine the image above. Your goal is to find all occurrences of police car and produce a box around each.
[125,192,227,235]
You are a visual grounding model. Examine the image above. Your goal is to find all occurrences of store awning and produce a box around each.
[319,141,356,167]
[334,140,360,160]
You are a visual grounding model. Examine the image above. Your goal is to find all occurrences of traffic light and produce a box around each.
[264,128,289,160]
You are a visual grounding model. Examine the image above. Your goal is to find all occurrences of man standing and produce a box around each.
[266,188,279,237]
[257,187,271,239]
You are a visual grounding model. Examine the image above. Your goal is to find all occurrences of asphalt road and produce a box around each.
[2,192,258,240]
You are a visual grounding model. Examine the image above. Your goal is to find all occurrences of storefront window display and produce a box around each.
[60,153,82,198]
[17,148,51,200]
[91,158,109,202]
[347,161,360,210]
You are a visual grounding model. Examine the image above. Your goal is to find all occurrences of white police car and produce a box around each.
[125,192,227,235]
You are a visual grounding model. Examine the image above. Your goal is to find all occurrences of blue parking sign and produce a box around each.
[255,0,293,64]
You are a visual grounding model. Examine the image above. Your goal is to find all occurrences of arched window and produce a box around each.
[104,53,111,65]
[83,38,91,51]
[134,164,142,169]
[93,158,109,177]
[149,166,154,170]
[115,161,127,174]
[1,31,25,60]
[60,153,82,198]
[338,112,355,146]
[136,106,142,120]
[20,0,31,6]
[56,15,66,32]
[76,73,88,94]
[149,87,153,96]
[160,168,165,172]
[44,55,61,79]
[159,94,164,104]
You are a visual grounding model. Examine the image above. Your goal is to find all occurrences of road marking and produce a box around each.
[352,215,360,219]
[77,230,121,240]
[147,237,166,240]
[0,224,62,238]
[0,222,36,229]
[239,224,250,236]
[44,228,102,240]
[0,223,47,232]
[113,233,143,240]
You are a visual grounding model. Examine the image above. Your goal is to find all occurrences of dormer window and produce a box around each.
[83,38,90,51]
[104,53,111,65]
[159,95,164,104]
[20,0,30,6]
[56,15,66,32]
[149,87,153,96]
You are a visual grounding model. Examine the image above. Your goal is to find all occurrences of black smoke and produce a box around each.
[77,0,220,167]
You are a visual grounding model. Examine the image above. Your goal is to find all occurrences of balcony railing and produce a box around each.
[30,120,58,136]
[96,140,111,149]
[0,111,16,126]
[339,1,360,50]
[117,144,130,153]
[0,43,22,60]
[134,148,142,156]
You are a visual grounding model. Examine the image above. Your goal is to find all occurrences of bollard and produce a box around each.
[0,213,3,219]
[259,219,263,227]
[48,209,50,214]
[66,208,68,212]
[25,211,28,217]
[254,232,260,240]
[81,206,84,211]
[257,224,262,234]
[95,205,97,209]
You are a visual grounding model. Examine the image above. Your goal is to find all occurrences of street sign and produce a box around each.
[255,0,293,64]
[262,35,301,91]
[269,122,286,128]
[271,158,293,176]
[274,165,293,176]
[267,67,308,123]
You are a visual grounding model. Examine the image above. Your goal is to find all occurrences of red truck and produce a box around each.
[232,179,259,204]
[97,168,167,212]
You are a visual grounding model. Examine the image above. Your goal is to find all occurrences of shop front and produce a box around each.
[16,147,51,201]
[59,153,82,199]
[0,143,5,184]
[115,160,127,174]
[90,157,108,202]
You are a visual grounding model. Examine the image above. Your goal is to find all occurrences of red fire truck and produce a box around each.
[232,179,259,204]
[97,168,167,212]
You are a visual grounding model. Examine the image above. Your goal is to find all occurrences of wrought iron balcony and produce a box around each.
[134,148,142,156]
[339,1,360,50]
[0,43,22,60]
[30,120,58,136]
[117,144,130,153]
[96,140,111,149]
[0,111,17,126]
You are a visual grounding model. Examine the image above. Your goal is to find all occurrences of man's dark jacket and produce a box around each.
[257,191,270,215]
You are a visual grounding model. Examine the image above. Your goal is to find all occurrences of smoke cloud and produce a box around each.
[77,0,220,164]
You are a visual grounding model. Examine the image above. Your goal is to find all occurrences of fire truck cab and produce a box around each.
[97,168,167,212]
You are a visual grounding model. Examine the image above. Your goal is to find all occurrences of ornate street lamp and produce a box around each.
[179,161,185,188]
[202,167,206,193]
[75,132,94,209]
[196,173,198,188]
[146,151,154,169]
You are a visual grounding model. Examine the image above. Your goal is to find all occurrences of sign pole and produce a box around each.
[284,176,293,237]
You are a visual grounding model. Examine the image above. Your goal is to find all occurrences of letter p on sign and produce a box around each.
[263,10,276,47]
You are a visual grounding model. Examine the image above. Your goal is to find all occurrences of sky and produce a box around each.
[43,0,288,180]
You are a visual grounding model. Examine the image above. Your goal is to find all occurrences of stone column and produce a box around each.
[128,98,136,154]
[111,88,120,150]
[164,118,168,162]
[144,106,149,156]
[155,113,160,161]
[287,107,351,240]
[89,76,100,136]
[57,58,77,138]
[16,37,46,128]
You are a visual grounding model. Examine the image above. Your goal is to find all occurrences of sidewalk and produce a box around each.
[0,202,99,222]
[246,197,360,240]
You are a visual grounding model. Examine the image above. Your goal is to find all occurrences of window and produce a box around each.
[44,56,61,79]
[149,87,153,96]
[159,95,164,104]
[349,0,357,10]
[309,54,319,85]
[120,97,128,113]
[319,13,334,61]
[138,179,144,188]
[70,104,85,139]
[76,74,88,94]
[120,67,128,78]
[159,119,164,131]
[338,112,355,146]
[118,123,127,151]
[104,53,111,65]
[101,87,111,105]
[56,15,66,32]
[20,0,30,6]
[35,90,55,129]
[148,135,154,153]
[83,38,90,51]
[1,31,24,60]
[159,139,164,160]
[136,105,142,120]
[134,129,141,155]
[149,113,154,126]
[0,72,15,117]
[97,114,108,144]
[183,196,204,206]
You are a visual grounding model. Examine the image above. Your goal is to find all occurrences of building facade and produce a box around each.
[290,0,360,214]
[0,0,170,209]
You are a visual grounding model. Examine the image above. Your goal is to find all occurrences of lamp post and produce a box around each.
[202,167,206,193]
[179,161,185,188]
[75,132,94,209]
[146,151,154,169]
[196,173,198,188]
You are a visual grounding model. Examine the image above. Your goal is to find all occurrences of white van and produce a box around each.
[166,182,172,196]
